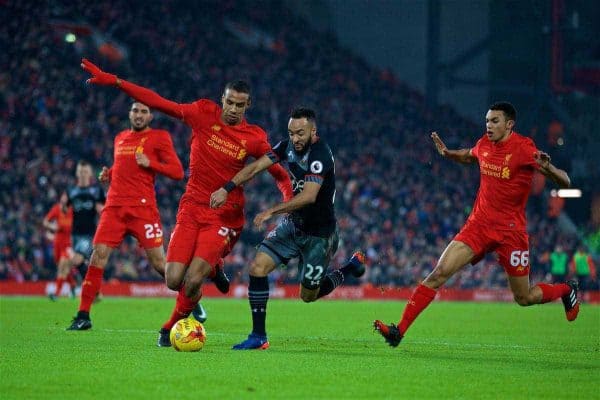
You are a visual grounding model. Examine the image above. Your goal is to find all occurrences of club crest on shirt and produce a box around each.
[136,137,148,154]
[482,151,489,157]
[211,124,221,131]
[504,154,512,165]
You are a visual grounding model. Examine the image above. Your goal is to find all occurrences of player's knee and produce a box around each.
[300,293,316,303]
[249,258,269,277]
[165,271,182,291]
[300,287,318,303]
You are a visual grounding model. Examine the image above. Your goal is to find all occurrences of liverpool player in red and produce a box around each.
[43,191,75,300]
[80,59,293,345]
[374,102,577,347]
[67,102,184,330]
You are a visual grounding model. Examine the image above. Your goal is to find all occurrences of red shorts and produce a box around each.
[93,206,163,249]
[166,202,243,269]
[454,220,530,277]
[53,238,71,264]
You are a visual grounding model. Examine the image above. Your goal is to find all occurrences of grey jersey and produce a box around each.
[268,138,336,237]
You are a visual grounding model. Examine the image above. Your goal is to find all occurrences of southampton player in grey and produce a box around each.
[67,160,106,267]
[210,107,365,350]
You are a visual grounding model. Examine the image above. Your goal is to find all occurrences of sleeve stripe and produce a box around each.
[305,174,323,184]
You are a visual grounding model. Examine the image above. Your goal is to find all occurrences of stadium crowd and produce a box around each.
[2,0,597,290]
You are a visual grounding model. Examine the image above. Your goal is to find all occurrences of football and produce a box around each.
[169,318,207,352]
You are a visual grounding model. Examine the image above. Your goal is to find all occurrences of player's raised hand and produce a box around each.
[253,210,273,229]
[431,131,448,156]
[534,150,551,170]
[81,58,118,86]
[135,152,150,167]
[210,188,228,209]
[98,166,110,183]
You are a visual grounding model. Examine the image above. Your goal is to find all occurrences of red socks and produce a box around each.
[79,266,104,313]
[54,277,65,296]
[398,284,437,336]
[536,283,571,303]
[162,286,201,331]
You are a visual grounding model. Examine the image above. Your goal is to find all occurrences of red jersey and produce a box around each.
[106,129,184,208]
[177,99,274,207]
[469,131,539,231]
[119,82,293,207]
[44,204,73,243]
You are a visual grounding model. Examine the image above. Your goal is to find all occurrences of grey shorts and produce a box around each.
[258,216,339,290]
[72,234,94,260]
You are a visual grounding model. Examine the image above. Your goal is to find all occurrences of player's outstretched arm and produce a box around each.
[534,151,571,188]
[266,164,293,201]
[210,155,275,208]
[431,131,476,164]
[81,58,183,119]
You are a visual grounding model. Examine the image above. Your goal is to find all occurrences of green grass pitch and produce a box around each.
[1,296,598,399]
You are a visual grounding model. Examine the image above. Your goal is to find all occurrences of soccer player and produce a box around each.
[66,160,106,282]
[42,191,75,300]
[373,102,578,347]
[210,107,366,350]
[80,59,293,345]
[67,102,184,330]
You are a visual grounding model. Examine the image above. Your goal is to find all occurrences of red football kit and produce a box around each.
[168,98,292,267]
[93,128,184,249]
[44,204,73,263]
[119,80,293,268]
[455,131,540,276]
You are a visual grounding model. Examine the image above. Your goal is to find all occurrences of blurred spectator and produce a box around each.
[570,245,598,291]
[549,245,569,282]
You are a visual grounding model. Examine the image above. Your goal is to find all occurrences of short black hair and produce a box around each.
[290,107,316,123]
[131,101,150,110]
[489,101,517,122]
[77,159,91,167]
[224,80,251,96]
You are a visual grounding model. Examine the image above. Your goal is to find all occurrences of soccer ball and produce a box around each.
[169,318,207,352]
